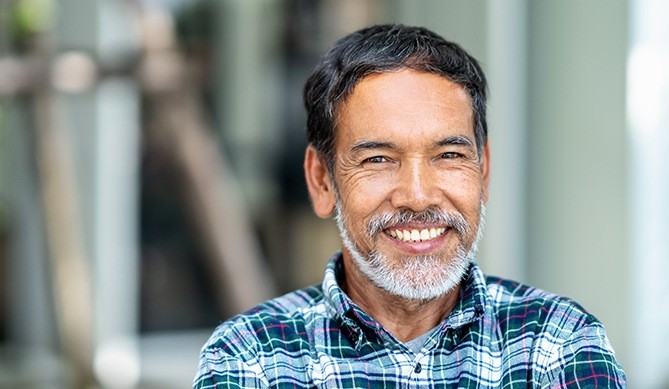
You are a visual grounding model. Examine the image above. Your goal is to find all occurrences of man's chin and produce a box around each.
[350,250,471,301]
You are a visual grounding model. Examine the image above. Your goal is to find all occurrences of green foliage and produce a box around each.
[8,0,54,38]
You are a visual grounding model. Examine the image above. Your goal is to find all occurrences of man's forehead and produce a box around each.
[334,70,474,139]
[338,71,473,118]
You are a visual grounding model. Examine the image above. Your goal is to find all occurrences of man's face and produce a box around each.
[328,69,490,300]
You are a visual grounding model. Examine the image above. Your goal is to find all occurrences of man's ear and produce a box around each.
[481,142,491,204]
[304,145,337,218]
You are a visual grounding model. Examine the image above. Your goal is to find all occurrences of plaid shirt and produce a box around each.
[194,253,626,388]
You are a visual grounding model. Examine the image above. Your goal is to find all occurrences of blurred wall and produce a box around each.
[526,0,629,372]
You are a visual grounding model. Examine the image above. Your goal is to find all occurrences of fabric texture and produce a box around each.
[194,253,626,388]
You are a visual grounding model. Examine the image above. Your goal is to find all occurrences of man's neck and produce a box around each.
[341,255,461,343]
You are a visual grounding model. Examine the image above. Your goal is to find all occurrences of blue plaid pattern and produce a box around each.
[194,253,625,388]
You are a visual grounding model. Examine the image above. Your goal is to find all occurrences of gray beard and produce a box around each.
[334,201,486,301]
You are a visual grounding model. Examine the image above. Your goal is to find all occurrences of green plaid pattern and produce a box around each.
[194,253,625,388]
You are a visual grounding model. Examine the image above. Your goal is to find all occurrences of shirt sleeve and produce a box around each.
[540,323,627,388]
[193,345,270,389]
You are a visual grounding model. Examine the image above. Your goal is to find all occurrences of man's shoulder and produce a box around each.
[482,275,601,335]
[202,285,326,353]
[243,284,326,318]
[480,275,625,386]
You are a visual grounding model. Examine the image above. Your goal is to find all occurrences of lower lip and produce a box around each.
[383,229,451,255]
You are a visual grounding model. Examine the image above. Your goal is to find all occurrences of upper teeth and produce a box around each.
[387,227,446,242]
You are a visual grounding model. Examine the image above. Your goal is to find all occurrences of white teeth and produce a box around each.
[386,227,447,242]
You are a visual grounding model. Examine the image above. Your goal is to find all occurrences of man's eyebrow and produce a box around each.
[350,141,397,153]
[435,136,475,148]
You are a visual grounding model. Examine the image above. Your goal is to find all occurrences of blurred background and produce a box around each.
[0,0,667,387]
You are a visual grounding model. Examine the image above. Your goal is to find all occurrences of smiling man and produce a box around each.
[194,25,626,388]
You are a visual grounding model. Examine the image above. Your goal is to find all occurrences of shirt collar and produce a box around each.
[322,252,488,333]
[322,253,355,321]
[442,259,488,329]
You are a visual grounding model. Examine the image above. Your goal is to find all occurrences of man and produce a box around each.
[194,24,626,388]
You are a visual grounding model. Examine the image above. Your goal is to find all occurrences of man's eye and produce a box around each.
[364,156,387,163]
[440,152,462,159]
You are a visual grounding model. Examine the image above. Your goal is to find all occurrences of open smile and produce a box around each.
[385,227,447,243]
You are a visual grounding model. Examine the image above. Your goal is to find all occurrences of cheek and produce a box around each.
[340,176,393,222]
[437,171,484,210]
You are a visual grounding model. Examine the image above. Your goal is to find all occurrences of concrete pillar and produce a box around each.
[56,0,142,386]
[215,0,284,214]
[526,0,629,373]
[627,0,669,385]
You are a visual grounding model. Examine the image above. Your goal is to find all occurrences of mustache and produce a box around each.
[367,207,469,237]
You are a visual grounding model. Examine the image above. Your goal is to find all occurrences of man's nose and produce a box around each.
[390,160,443,212]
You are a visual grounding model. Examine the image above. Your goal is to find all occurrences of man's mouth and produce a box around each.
[385,227,447,243]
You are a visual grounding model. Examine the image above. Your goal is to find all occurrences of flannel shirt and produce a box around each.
[194,253,626,388]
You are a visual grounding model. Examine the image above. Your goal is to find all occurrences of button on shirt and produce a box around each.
[194,253,626,388]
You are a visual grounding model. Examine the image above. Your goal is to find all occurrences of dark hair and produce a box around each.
[303,24,487,169]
